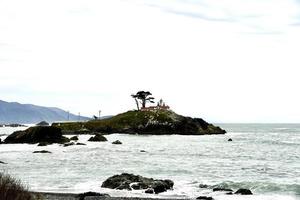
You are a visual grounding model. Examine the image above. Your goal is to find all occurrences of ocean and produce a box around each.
[0,124,299,200]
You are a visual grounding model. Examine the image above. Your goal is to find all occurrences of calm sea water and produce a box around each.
[0,124,299,200]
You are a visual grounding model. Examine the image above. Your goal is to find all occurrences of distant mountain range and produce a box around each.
[0,100,90,124]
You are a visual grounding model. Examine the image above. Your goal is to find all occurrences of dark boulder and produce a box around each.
[235,188,253,195]
[213,188,233,192]
[36,121,49,126]
[4,126,70,144]
[199,184,209,188]
[76,142,87,145]
[112,140,122,145]
[63,142,75,147]
[140,150,147,153]
[70,136,79,141]
[196,196,214,200]
[33,150,51,154]
[38,142,50,146]
[228,138,233,141]
[151,179,174,194]
[0,161,7,164]
[101,173,173,194]
[88,134,107,142]
[77,192,110,200]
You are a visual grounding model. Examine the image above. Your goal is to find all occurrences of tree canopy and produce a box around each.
[131,91,155,110]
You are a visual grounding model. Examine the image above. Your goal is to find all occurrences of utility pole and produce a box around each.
[78,112,81,121]
[67,111,70,121]
[99,110,101,120]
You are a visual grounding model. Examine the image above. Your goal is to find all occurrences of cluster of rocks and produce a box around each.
[196,185,253,199]
[1,126,125,148]
[101,173,174,194]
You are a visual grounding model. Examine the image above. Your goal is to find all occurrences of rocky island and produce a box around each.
[53,109,225,135]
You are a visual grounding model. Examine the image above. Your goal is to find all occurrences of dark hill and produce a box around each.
[0,100,89,124]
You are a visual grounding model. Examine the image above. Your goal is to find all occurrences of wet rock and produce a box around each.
[228,138,233,141]
[140,150,147,153]
[112,140,122,145]
[235,188,253,195]
[88,134,107,142]
[145,188,154,194]
[33,150,51,154]
[152,181,168,194]
[76,142,87,145]
[101,173,173,194]
[77,192,110,200]
[213,188,233,192]
[63,142,75,147]
[0,161,7,164]
[70,136,79,141]
[4,126,70,144]
[196,196,214,200]
[199,184,209,188]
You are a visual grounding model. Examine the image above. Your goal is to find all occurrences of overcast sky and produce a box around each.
[1,0,300,123]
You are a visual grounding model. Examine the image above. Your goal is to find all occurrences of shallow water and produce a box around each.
[0,124,299,200]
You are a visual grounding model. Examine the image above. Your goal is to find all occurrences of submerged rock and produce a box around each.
[33,150,51,154]
[63,142,75,147]
[76,192,110,200]
[88,134,107,142]
[196,196,214,200]
[76,142,86,145]
[199,184,209,188]
[235,188,253,195]
[101,173,174,194]
[213,187,233,192]
[4,126,70,144]
[112,140,122,145]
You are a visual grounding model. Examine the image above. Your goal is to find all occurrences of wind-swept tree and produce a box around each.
[131,91,155,110]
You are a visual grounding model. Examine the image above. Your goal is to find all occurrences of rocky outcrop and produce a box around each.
[4,126,70,144]
[101,173,174,194]
[88,134,107,142]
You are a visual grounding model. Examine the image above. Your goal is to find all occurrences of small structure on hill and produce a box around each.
[140,99,170,111]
